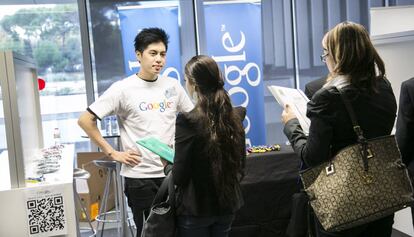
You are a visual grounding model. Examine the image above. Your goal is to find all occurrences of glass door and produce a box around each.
[0,51,43,189]
[0,77,10,190]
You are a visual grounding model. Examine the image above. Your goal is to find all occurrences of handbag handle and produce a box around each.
[167,171,176,208]
[152,171,176,207]
[337,88,370,172]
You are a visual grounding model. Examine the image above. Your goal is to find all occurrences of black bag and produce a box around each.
[286,191,312,237]
[141,172,176,237]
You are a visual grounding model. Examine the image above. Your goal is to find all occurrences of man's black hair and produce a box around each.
[134,27,169,53]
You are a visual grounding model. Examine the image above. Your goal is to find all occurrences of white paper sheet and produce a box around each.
[268,85,310,135]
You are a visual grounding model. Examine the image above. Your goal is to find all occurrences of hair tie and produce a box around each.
[217,80,224,90]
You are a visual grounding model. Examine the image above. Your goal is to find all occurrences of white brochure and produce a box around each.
[268,85,310,135]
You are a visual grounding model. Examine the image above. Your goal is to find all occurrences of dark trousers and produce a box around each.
[124,177,164,237]
[314,214,394,237]
[408,165,414,229]
[176,215,234,237]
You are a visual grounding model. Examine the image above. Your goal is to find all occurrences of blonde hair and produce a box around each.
[326,22,385,92]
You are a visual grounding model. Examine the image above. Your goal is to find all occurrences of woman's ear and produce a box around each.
[190,85,199,103]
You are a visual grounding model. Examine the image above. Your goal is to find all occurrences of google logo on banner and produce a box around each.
[212,29,261,147]
[139,100,174,112]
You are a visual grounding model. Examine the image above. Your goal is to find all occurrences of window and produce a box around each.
[0,85,10,190]
[86,0,193,96]
[0,3,89,152]
[295,0,370,91]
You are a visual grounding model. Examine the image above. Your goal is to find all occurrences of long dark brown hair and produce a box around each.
[326,21,385,92]
[184,55,245,207]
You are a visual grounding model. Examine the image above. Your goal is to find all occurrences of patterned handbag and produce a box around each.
[300,89,414,232]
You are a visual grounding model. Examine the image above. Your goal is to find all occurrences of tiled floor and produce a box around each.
[79,211,136,237]
[80,225,410,237]
[78,211,410,237]
[80,223,136,237]
[392,229,411,237]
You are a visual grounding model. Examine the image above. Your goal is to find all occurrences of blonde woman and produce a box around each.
[282,22,397,236]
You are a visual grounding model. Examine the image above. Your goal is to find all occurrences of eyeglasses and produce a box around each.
[320,52,329,63]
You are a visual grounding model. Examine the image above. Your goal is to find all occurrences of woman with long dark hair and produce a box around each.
[168,55,246,237]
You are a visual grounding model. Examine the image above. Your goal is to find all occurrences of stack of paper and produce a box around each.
[268,85,310,135]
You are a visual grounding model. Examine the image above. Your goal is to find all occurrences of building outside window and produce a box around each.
[0,3,89,153]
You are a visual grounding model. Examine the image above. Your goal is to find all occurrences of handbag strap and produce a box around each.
[167,171,176,208]
[336,88,370,171]
[152,171,176,207]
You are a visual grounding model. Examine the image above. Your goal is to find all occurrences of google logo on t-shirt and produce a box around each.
[139,100,174,112]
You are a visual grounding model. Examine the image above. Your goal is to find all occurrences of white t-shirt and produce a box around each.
[89,74,194,178]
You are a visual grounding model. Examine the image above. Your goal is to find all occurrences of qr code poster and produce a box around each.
[24,186,67,237]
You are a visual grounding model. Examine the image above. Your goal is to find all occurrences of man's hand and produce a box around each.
[110,150,142,166]
[160,158,171,167]
[161,158,173,175]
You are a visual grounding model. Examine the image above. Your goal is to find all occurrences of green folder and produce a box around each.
[136,137,174,163]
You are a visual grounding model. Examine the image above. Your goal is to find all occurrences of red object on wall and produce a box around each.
[38,78,46,90]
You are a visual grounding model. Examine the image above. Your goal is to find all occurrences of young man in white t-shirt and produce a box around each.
[78,27,193,236]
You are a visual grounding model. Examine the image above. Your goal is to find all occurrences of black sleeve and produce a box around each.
[304,86,313,100]
[87,107,101,120]
[304,77,326,100]
[172,114,195,186]
[283,89,334,167]
[396,79,414,166]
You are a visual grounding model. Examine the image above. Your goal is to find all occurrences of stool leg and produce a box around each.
[73,182,82,237]
[128,217,135,237]
[113,169,121,236]
[125,193,136,237]
[116,163,131,237]
[98,168,112,237]
[76,190,96,236]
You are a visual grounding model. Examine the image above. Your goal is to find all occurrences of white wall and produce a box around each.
[375,36,414,235]
[371,6,414,237]
[371,4,414,105]
[373,34,414,104]
[371,5,414,35]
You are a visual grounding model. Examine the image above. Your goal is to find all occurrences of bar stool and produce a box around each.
[93,159,135,237]
[73,168,96,237]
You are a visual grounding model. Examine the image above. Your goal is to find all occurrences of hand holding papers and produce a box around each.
[136,137,174,163]
[268,86,310,135]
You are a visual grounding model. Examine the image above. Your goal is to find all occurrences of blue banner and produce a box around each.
[204,2,266,146]
[118,6,182,83]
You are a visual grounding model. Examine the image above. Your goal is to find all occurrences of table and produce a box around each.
[0,144,78,236]
[230,145,301,237]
